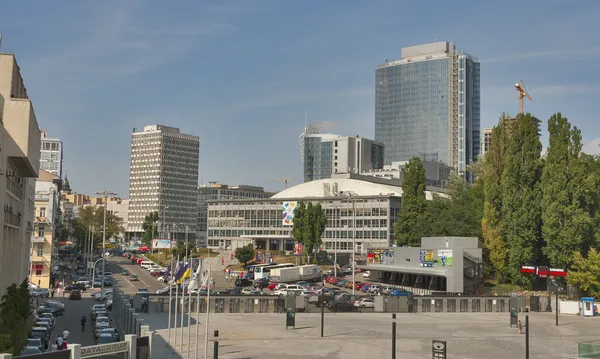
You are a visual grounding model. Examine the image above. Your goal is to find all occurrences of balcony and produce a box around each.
[31,236,45,243]
[34,216,51,224]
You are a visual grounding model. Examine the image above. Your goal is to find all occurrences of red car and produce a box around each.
[267,283,278,291]
[355,283,365,290]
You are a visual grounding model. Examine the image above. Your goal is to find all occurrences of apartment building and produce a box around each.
[127,125,199,242]
[30,170,61,289]
[39,129,63,177]
[0,52,41,295]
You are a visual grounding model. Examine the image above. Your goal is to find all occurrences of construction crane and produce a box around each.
[515,80,532,114]
[268,178,295,189]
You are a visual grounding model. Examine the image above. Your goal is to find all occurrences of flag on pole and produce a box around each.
[187,259,203,291]
[175,261,191,284]
[171,259,182,284]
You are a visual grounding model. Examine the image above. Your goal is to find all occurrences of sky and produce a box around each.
[1,0,600,196]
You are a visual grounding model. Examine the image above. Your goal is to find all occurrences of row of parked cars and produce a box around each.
[325,275,413,296]
[25,301,66,355]
[91,303,119,344]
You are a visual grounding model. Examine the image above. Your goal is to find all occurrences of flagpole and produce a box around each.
[167,258,173,347]
[187,270,193,359]
[204,262,211,359]
[173,256,180,352]
[195,280,201,359]
[179,259,189,354]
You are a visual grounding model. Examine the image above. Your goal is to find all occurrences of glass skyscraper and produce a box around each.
[375,42,480,175]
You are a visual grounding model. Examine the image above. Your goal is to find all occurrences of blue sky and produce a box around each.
[2,0,600,196]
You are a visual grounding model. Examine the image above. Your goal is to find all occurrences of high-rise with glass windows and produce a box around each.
[127,125,199,242]
[375,42,480,176]
[40,129,63,178]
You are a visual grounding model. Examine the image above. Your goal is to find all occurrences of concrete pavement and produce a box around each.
[44,297,97,348]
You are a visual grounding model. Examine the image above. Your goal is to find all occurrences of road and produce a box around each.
[43,297,97,349]
[104,256,165,295]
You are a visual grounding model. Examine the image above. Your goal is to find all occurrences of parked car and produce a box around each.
[354,298,375,308]
[26,338,43,352]
[362,271,370,279]
[129,274,139,281]
[235,278,252,288]
[20,346,42,356]
[70,290,82,300]
[253,278,269,289]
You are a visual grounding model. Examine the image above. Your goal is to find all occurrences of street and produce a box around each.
[104,257,165,295]
[46,298,97,348]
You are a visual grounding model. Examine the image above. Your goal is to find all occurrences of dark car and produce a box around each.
[235,278,252,287]
[28,327,49,349]
[27,338,43,352]
[253,278,269,289]
[327,300,358,312]
[69,290,82,300]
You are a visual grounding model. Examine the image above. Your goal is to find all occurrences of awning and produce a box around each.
[34,265,43,270]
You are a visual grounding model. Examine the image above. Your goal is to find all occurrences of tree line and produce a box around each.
[396,113,600,295]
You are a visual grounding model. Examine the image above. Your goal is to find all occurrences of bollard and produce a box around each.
[392,314,396,359]
[525,315,529,359]
[131,313,139,335]
[320,294,325,338]
[214,330,219,359]
[125,334,137,359]
[68,343,81,359]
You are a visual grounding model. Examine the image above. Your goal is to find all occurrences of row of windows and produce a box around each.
[208,229,389,239]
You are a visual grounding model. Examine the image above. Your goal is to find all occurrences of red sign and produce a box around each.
[549,268,568,277]
[520,265,536,274]
[536,266,549,278]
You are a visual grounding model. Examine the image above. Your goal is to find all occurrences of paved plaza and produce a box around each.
[140,311,598,359]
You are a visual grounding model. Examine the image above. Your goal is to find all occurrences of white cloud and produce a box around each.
[582,138,600,155]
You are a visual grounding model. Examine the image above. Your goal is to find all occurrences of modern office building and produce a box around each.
[30,170,61,289]
[39,129,63,178]
[197,183,274,247]
[0,51,42,295]
[206,173,446,263]
[480,128,493,157]
[300,122,384,182]
[361,161,453,187]
[127,125,199,242]
[375,41,480,176]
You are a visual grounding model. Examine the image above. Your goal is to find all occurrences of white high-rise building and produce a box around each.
[39,129,63,178]
[127,125,199,242]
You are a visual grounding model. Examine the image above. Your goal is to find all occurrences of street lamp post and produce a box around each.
[95,190,117,297]
[91,257,104,287]
[351,198,356,296]
[332,202,341,278]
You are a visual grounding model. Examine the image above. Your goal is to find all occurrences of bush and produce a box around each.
[235,244,255,265]
[0,280,33,354]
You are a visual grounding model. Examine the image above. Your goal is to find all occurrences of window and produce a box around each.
[37,244,43,256]
[40,207,46,217]
[37,226,45,237]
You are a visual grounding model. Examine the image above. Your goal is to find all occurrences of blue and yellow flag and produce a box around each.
[175,261,191,284]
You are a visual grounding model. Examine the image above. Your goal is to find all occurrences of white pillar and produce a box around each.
[125,334,137,359]
[68,343,81,359]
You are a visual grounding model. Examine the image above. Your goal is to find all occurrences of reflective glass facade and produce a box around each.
[303,137,333,182]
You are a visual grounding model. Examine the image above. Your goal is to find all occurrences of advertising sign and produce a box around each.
[80,341,128,358]
[282,201,297,226]
[368,249,395,265]
[255,250,274,264]
[437,249,453,267]
[420,249,435,267]
[292,242,303,256]
[381,249,395,265]
[152,239,172,249]
[431,340,447,359]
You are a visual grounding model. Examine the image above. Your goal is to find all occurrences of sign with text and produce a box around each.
[293,242,303,256]
[432,340,447,359]
[255,250,274,264]
[420,249,435,267]
[80,341,128,358]
[437,249,453,267]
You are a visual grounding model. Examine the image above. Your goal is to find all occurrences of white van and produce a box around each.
[140,261,154,269]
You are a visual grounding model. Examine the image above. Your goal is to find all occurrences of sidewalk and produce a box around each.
[202,251,238,290]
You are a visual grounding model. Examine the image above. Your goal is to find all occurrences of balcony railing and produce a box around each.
[31,236,46,243]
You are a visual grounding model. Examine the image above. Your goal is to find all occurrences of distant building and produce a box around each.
[375,41,480,176]
[361,161,453,187]
[127,125,199,242]
[196,183,274,247]
[480,116,542,157]
[39,129,63,178]
[0,51,42,295]
[300,122,384,182]
[480,128,493,157]
[105,198,129,242]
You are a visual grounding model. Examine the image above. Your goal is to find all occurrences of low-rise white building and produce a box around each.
[207,173,446,262]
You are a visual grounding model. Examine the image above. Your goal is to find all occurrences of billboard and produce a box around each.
[437,249,453,267]
[292,242,303,256]
[367,249,395,265]
[282,201,298,226]
[420,249,435,267]
[255,250,274,264]
[152,239,172,249]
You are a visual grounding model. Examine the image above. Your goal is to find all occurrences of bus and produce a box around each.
[255,263,295,280]
[246,263,277,279]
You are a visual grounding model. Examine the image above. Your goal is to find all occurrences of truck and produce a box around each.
[270,265,322,283]
[270,266,301,283]
[298,264,322,282]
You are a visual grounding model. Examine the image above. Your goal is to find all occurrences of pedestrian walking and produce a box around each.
[51,288,55,298]
[221,258,224,266]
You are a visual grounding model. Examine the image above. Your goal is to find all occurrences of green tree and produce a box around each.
[0,280,32,355]
[501,113,543,285]
[292,201,327,264]
[541,113,594,270]
[235,244,255,265]
[567,248,600,298]
[482,117,510,281]
[75,206,124,247]
[141,211,159,246]
[394,157,428,246]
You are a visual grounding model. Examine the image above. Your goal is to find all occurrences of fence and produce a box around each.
[139,294,287,314]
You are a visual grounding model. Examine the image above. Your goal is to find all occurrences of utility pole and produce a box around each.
[95,190,117,297]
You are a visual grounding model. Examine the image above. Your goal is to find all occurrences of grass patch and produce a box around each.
[146,248,220,267]
[484,282,522,296]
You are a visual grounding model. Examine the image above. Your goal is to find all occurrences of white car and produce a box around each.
[354,298,375,308]
[362,271,370,279]
[272,289,289,296]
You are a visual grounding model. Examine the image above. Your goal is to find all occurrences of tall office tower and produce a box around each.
[127,125,199,242]
[375,42,480,176]
[39,129,63,177]
[0,52,41,296]
[300,122,385,182]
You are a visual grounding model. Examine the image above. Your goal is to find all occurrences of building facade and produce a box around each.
[375,42,480,176]
[207,173,446,262]
[0,52,41,295]
[361,160,453,187]
[197,183,274,247]
[480,128,493,157]
[30,170,61,289]
[127,125,199,242]
[105,198,129,242]
[300,123,384,182]
[39,129,63,178]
